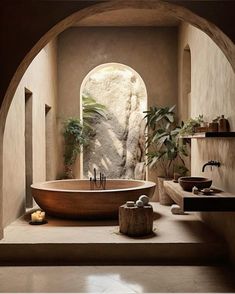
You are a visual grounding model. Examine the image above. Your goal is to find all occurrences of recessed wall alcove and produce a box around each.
[181,45,191,121]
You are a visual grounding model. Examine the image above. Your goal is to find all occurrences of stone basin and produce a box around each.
[179,177,212,192]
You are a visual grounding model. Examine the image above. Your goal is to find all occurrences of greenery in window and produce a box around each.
[63,94,107,178]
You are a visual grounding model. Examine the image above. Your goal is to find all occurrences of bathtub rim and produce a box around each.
[31,179,156,193]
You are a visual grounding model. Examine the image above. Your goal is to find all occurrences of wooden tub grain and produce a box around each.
[31,179,156,219]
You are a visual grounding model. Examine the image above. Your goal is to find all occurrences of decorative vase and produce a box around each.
[218,115,230,132]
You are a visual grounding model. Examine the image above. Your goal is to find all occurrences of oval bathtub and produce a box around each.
[31,179,156,219]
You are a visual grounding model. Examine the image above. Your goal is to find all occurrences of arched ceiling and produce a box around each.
[75,8,180,27]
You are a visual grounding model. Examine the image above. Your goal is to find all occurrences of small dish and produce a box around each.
[201,188,214,195]
[200,188,222,195]
[29,220,48,225]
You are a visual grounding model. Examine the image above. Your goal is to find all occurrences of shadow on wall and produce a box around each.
[81,63,147,180]
[83,106,146,179]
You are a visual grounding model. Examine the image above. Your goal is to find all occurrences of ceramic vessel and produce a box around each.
[179,176,212,192]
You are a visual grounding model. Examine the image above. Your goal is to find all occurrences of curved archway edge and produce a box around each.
[0,0,234,237]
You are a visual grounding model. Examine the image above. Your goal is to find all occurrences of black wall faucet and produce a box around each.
[202,160,221,172]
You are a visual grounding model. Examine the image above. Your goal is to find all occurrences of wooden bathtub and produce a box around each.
[31,179,156,219]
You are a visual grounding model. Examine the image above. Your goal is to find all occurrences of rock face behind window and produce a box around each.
[82,64,147,180]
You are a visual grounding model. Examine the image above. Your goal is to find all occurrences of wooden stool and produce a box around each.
[119,204,153,237]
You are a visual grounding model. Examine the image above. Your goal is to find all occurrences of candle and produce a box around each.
[40,211,45,219]
[31,210,45,223]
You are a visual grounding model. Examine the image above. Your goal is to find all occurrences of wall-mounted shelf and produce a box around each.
[164,181,235,212]
[179,132,235,139]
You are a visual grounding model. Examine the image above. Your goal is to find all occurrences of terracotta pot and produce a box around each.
[158,177,174,206]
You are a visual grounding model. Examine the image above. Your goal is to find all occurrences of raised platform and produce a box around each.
[0,203,228,265]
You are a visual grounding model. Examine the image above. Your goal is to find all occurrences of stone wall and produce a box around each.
[82,64,146,179]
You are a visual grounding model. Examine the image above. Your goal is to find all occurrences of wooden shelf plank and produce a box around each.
[164,181,235,212]
[179,132,235,139]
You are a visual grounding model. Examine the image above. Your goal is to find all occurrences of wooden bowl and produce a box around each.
[178,177,212,192]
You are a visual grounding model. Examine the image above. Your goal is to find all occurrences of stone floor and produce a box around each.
[0,265,235,293]
[1,203,224,244]
[0,203,227,265]
[0,203,234,293]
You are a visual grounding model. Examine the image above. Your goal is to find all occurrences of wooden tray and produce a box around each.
[29,220,48,225]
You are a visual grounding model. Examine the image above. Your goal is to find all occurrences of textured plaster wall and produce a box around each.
[178,24,235,262]
[57,27,178,181]
[3,40,58,227]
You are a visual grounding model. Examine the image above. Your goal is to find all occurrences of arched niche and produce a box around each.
[80,63,148,180]
[182,45,192,121]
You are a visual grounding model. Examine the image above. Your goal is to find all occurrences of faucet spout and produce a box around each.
[202,160,221,172]
[90,168,106,190]
[93,168,96,182]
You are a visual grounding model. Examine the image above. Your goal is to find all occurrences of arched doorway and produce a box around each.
[80,63,147,180]
[0,0,234,238]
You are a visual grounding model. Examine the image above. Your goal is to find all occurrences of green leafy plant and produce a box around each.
[144,105,188,178]
[179,115,204,136]
[82,94,107,136]
[63,118,87,178]
[144,105,175,132]
[63,94,107,178]
[174,164,189,176]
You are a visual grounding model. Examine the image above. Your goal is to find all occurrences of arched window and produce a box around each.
[80,63,148,179]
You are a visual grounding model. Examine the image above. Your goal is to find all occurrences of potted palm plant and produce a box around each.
[144,105,188,205]
[63,118,86,179]
[63,94,107,178]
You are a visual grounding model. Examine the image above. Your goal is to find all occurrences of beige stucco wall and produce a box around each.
[178,23,235,262]
[57,27,178,181]
[3,40,58,227]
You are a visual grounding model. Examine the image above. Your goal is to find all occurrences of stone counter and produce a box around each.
[164,181,235,212]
